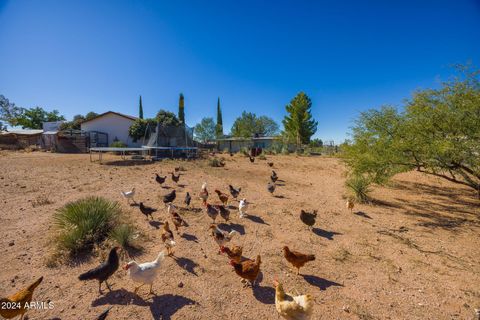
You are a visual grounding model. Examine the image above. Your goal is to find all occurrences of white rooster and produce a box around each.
[239,198,249,218]
[121,187,136,204]
[123,250,166,295]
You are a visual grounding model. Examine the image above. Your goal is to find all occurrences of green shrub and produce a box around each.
[345,175,372,203]
[257,153,266,160]
[110,140,127,148]
[281,146,290,155]
[208,157,225,167]
[109,224,137,249]
[54,197,121,254]
[240,147,250,156]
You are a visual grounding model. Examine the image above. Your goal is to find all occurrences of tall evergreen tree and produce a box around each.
[139,95,144,119]
[216,97,223,138]
[178,93,185,124]
[282,92,318,145]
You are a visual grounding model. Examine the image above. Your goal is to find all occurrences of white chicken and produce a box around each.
[121,187,136,204]
[239,198,249,218]
[123,250,166,294]
[199,182,209,204]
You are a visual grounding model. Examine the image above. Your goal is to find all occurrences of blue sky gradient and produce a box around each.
[0,0,479,142]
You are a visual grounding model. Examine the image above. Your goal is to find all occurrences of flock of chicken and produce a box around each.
[0,156,356,320]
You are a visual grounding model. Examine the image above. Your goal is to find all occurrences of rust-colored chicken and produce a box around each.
[170,208,188,234]
[346,199,354,212]
[230,255,261,287]
[283,246,315,275]
[214,189,229,206]
[221,245,243,263]
[0,276,43,320]
[161,221,176,256]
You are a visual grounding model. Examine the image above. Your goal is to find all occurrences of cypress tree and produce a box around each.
[139,95,144,119]
[178,93,185,124]
[216,97,223,138]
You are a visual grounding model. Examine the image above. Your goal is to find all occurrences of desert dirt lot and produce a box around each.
[0,151,479,320]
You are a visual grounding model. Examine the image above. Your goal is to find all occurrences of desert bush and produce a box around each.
[208,157,225,167]
[257,153,266,160]
[53,196,121,254]
[110,140,127,148]
[345,175,372,203]
[109,224,137,249]
[281,145,290,155]
[240,147,250,156]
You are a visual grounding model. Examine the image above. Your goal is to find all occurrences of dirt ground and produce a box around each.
[0,151,479,320]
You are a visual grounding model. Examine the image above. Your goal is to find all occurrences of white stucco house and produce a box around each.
[80,111,140,147]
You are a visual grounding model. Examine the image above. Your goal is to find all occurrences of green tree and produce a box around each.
[156,109,180,126]
[139,95,144,119]
[282,92,318,145]
[15,107,65,129]
[0,94,23,127]
[343,65,480,197]
[309,138,323,148]
[231,111,279,138]
[128,118,157,142]
[60,112,98,130]
[85,112,98,121]
[178,93,185,124]
[216,97,223,138]
[194,117,216,143]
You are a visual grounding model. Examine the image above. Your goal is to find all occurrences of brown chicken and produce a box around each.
[0,276,43,320]
[346,199,355,212]
[283,246,315,275]
[221,245,243,263]
[214,189,229,206]
[170,209,188,234]
[161,221,176,256]
[230,255,261,287]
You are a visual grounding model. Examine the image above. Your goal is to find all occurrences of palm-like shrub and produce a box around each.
[345,175,372,203]
[54,197,121,253]
[109,224,137,249]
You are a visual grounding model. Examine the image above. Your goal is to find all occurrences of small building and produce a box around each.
[0,129,43,149]
[80,111,139,147]
[216,136,283,153]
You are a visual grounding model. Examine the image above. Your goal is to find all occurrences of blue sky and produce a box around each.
[0,0,479,142]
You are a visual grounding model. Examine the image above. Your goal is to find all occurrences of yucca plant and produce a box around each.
[345,175,372,203]
[109,224,137,249]
[54,196,121,253]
